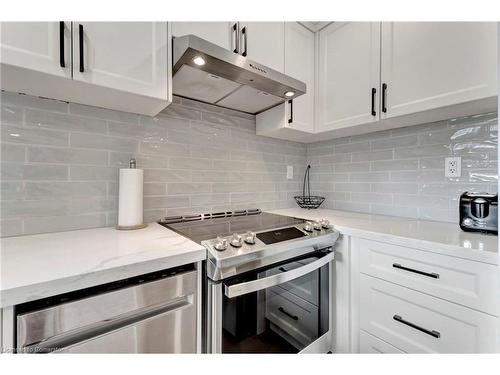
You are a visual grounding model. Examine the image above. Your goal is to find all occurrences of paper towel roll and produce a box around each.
[117,168,145,229]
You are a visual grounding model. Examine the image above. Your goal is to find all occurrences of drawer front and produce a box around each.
[360,274,497,353]
[55,302,196,353]
[359,330,404,353]
[265,260,319,305]
[265,288,318,346]
[359,239,498,315]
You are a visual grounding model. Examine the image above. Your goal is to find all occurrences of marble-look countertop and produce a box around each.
[0,223,206,308]
[269,208,498,265]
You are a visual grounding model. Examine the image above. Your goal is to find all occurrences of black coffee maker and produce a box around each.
[459,192,498,235]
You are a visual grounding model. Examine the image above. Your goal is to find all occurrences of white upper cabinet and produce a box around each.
[1,21,171,116]
[317,22,381,133]
[256,23,315,140]
[171,22,234,51]
[239,22,285,72]
[73,22,169,101]
[380,22,498,119]
[0,22,71,79]
[284,22,315,133]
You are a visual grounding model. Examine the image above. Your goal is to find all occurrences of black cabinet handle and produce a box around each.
[59,22,65,68]
[392,263,439,279]
[393,315,440,338]
[278,307,298,321]
[278,267,287,272]
[232,23,239,54]
[288,99,293,124]
[381,83,387,113]
[79,24,84,73]
[241,26,247,57]
[371,87,376,116]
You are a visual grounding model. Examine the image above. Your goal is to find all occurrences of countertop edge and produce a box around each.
[335,225,498,265]
[268,208,498,266]
[1,247,206,309]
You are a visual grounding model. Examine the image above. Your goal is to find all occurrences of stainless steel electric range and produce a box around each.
[159,209,340,354]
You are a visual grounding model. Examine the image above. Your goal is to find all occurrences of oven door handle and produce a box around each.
[223,251,335,298]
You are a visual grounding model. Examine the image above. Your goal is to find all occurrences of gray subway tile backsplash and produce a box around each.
[1,92,305,235]
[307,112,498,222]
[1,91,498,236]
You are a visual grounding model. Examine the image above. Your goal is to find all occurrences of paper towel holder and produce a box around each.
[116,158,148,231]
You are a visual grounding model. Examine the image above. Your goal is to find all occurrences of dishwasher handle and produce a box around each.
[21,296,193,353]
[224,250,334,298]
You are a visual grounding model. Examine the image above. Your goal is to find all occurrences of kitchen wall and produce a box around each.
[307,112,498,223]
[1,91,497,237]
[0,92,306,237]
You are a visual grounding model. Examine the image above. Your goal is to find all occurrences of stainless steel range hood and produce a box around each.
[172,35,306,114]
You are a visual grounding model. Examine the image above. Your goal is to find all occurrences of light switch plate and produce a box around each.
[286,165,293,180]
[445,157,461,177]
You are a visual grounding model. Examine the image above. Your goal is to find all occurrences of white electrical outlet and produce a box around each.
[286,165,293,180]
[445,157,461,178]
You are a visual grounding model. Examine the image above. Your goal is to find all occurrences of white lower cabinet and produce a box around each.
[266,287,319,348]
[358,239,498,315]
[359,330,404,353]
[350,237,499,354]
[359,273,497,353]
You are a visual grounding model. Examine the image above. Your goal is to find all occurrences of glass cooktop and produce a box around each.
[159,212,305,244]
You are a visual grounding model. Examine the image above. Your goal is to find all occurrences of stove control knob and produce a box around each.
[304,222,314,232]
[462,218,474,227]
[320,219,331,229]
[230,233,243,248]
[244,231,256,245]
[214,237,228,251]
[313,221,322,231]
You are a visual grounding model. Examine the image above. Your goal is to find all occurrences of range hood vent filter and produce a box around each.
[172,35,306,115]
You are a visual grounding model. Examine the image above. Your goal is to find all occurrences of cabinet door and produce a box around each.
[284,22,315,133]
[171,22,233,51]
[0,21,71,79]
[359,330,404,353]
[72,22,169,100]
[360,274,498,353]
[240,22,285,73]
[317,22,381,132]
[380,22,498,119]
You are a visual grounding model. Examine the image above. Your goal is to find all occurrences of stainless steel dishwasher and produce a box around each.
[15,264,198,353]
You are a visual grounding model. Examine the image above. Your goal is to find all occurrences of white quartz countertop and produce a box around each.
[0,223,206,308]
[269,208,498,265]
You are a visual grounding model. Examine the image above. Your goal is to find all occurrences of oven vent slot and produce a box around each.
[160,208,262,224]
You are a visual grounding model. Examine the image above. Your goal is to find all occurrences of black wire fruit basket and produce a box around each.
[294,165,325,209]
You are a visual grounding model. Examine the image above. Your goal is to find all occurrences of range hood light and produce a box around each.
[284,91,295,97]
[193,56,206,66]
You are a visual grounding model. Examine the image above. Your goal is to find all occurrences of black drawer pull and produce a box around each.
[371,87,376,116]
[278,267,287,272]
[381,83,387,113]
[278,307,298,321]
[59,22,65,68]
[241,26,247,57]
[79,24,84,73]
[393,315,440,338]
[392,263,439,279]
[232,23,239,53]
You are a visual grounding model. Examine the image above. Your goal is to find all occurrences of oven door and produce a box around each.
[207,249,333,353]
